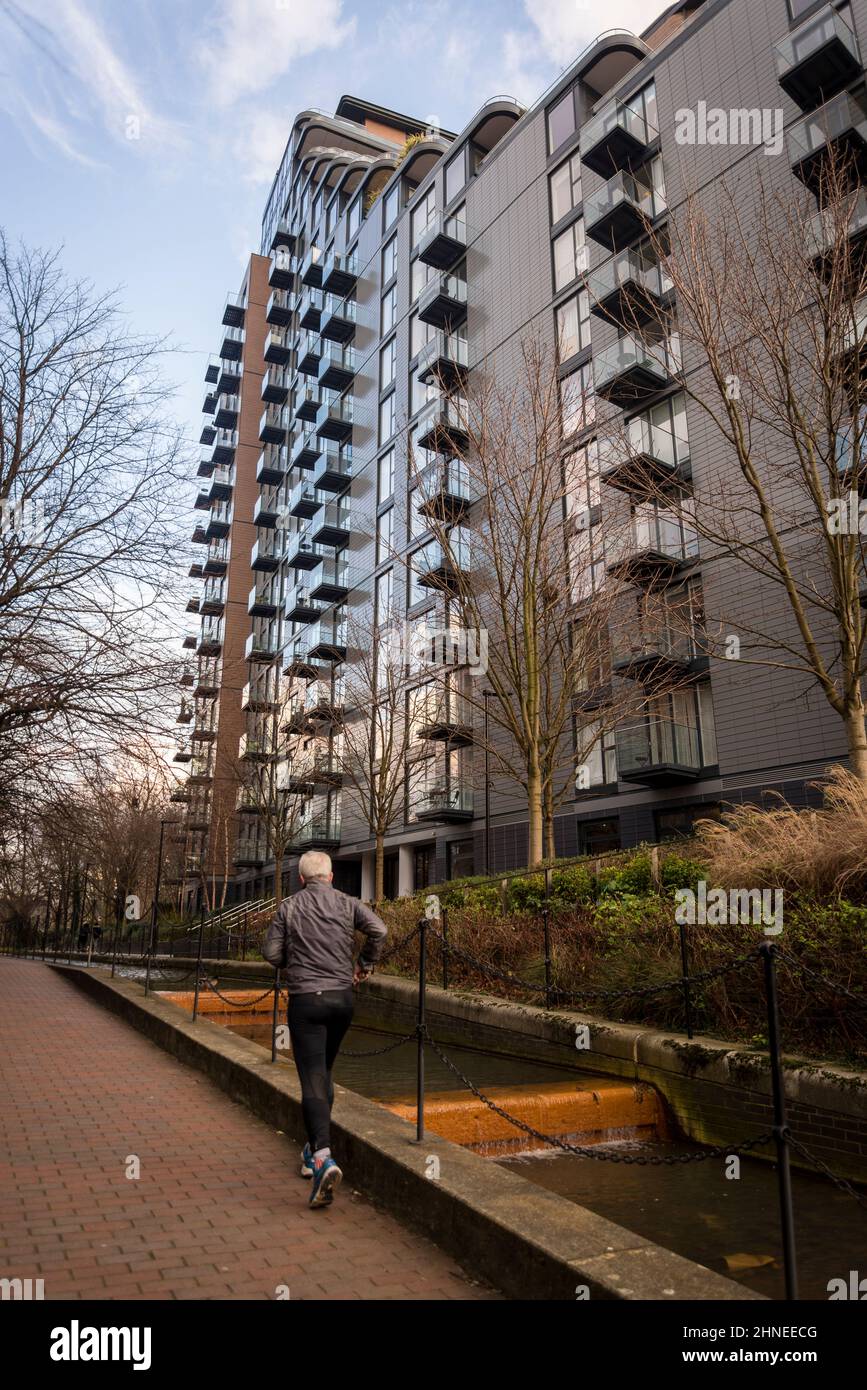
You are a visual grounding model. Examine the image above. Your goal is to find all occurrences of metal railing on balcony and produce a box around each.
[788,88,867,187]
[615,718,702,781]
[775,5,862,110]
[580,97,658,175]
[415,784,474,819]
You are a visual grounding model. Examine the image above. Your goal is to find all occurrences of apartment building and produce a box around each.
[173,0,867,905]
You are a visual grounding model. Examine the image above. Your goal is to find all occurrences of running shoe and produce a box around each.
[309,1157,342,1208]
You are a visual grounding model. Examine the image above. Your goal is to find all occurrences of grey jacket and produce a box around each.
[262,880,388,994]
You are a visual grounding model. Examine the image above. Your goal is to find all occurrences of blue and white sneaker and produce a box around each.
[300,1143,314,1179]
[309,1157,342,1208]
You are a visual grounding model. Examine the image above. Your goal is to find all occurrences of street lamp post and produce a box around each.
[145,818,179,995]
[483,689,494,877]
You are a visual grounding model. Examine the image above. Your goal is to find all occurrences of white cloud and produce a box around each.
[200,0,356,109]
[525,0,664,66]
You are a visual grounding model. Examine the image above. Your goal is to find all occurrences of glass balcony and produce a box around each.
[284,631,327,677]
[807,187,867,273]
[318,344,356,392]
[417,332,469,389]
[286,529,321,570]
[415,783,474,822]
[291,430,321,470]
[417,458,471,522]
[216,358,242,395]
[310,501,351,548]
[321,251,358,297]
[315,395,353,442]
[240,731,276,761]
[251,535,280,572]
[237,788,264,815]
[306,619,348,663]
[615,718,702,784]
[269,220,296,255]
[580,97,658,177]
[610,604,694,682]
[297,331,323,377]
[248,583,278,618]
[598,417,690,494]
[584,169,667,251]
[203,542,229,576]
[416,396,469,454]
[219,324,244,361]
[264,328,292,366]
[259,406,287,445]
[417,690,473,745]
[310,557,350,603]
[182,631,197,650]
[285,582,322,624]
[194,660,221,698]
[266,288,295,327]
[775,5,862,112]
[300,246,323,288]
[261,365,291,405]
[789,89,867,191]
[245,631,278,663]
[299,287,324,331]
[242,680,278,712]
[234,840,266,870]
[204,503,231,541]
[221,292,245,328]
[587,248,672,326]
[204,357,219,386]
[201,580,225,616]
[173,741,192,763]
[208,466,233,503]
[320,295,356,344]
[312,442,352,492]
[415,529,470,590]
[197,627,222,657]
[606,508,699,582]
[200,421,216,447]
[289,480,323,520]
[594,333,680,406]
[202,389,217,416]
[253,492,280,529]
[295,384,321,424]
[268,249,296,292]
[417,212,467,271]
[257,444,288,487]
[291,814,341,850]
[418,273,468,330]
[210,429,237,466]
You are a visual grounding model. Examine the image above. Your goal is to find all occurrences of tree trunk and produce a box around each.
[374,834,385,905]
[543,782,556,862]
[273,856,282,908]
[527,763,544,867]
[845,699,867,784]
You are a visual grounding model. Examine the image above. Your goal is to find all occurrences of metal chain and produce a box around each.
[379,922,421,963]
[777,948,867,1013]
[787,1134,867,1212]
[422,1029,774,1165]
[196,974,280,1008]
[340,1031,417,1058]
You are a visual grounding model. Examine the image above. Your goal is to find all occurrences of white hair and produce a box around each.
[298,850,332,882]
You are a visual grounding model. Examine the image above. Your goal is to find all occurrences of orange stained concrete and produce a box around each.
[382,1080,664,1154]
[161,988,284,1015]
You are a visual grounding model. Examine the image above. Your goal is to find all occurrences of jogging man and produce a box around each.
[262,851,387,1208]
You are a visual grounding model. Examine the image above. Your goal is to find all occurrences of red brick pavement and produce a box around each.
[0,960,499,1301]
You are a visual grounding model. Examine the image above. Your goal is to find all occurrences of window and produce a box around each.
[578,818,620,854]
[411,257,433,303]
[556,288,590,361]
[407,552,428,607]
[380,337,396,391]
[565,441,600,521]
[655,805,720,842]
[553,218,587,292]
[410,310,433,358]
[447,838,474,880]
[381,284,397,334]
[412,186,436,245]
[377,507,394,565]
[408,486,427,539]
[378,448,395,503]
[411,370,437,416]
[347,196,361,240]
[379,391,396,444]
[547,86,577,154]
[445,150,465,204]
[382,234,397,283]
[383,181,400,230]
[560,362,594,438]
[576,720,617,787]
[375,567,394,623]
[550,153,582,223]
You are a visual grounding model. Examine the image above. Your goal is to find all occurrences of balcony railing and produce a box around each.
[321,251,358,297]
[416,396,469,454]
[245,631,279,663]
[807,187,867,270]
[219,325,244,361]
[606,509,698,581]
[299,288,324,330]
[417,458,471,521]
[775,5,862,112]
[291,430,321,470]
[315,395,353,442]
[415,784,474,822]
[415,531,470,589]
[310,557,350,602]
[221,292,245,328]
[269,220,296,254]
[312,442,352,492]
[268,248,296,291]
[248,583,278,618]
[299,246,323,287]
[418,273,468,331]
[835,417,867,492]
[587,248,672,325]
[264,328,292,365]
[598,417,690,494]
[310,500,351,548]
[320,295,356,344]
[297,331,323,377]
[251,535,280,571]
[259,406,287,445]
[417,213,467,271]
[214,395,239,429]
[615,718,702,784]
[257,445,288,487]
[584,169,667,251]
[417,332,469,388]
[318,344,356,392]
[580,97,658,177]
[789,88,867,190]
[291,815,341,849]
[266,288,295,327]
[261,365,291,405]
[295,384,321,424]
[594,333,680,406]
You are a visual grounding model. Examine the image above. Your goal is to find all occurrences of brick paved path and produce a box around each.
[0,960,499,1300]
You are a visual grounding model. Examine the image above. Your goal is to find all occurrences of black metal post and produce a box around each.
[542,867,553,1008]
[441,907,449,991]
[483,691,491,876]
[415,917,427,1143]
[192,903,206,1022]
[110,919,120,979]
[679,921,694,1040]
[42,890,51,961]
[760,941,798,1302]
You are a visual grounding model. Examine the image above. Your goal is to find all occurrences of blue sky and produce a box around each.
[1,0,663,436]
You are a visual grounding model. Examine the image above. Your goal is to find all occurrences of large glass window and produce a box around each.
[560,362,595,438]
[412,186,436,245]
[381,284,397,334]
[411,257,434,302]
[383,182,400,230]
[547,85,577,154]
[445,150,465,204]
[380,337,396,391]
[378,448,395,503]
[377,506,394,564]
[553,218,587,292]
[347,196,361,240]
[550,153,582,223]
[556,287,590,361]
[379,391,396,445]
[382,234,397,283]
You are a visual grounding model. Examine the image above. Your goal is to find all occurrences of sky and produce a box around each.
[0,0,665,437]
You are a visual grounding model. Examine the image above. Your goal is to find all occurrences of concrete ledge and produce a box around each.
[51,963,756,1302]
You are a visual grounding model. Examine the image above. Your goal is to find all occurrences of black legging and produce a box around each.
[287,988,354,1152]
